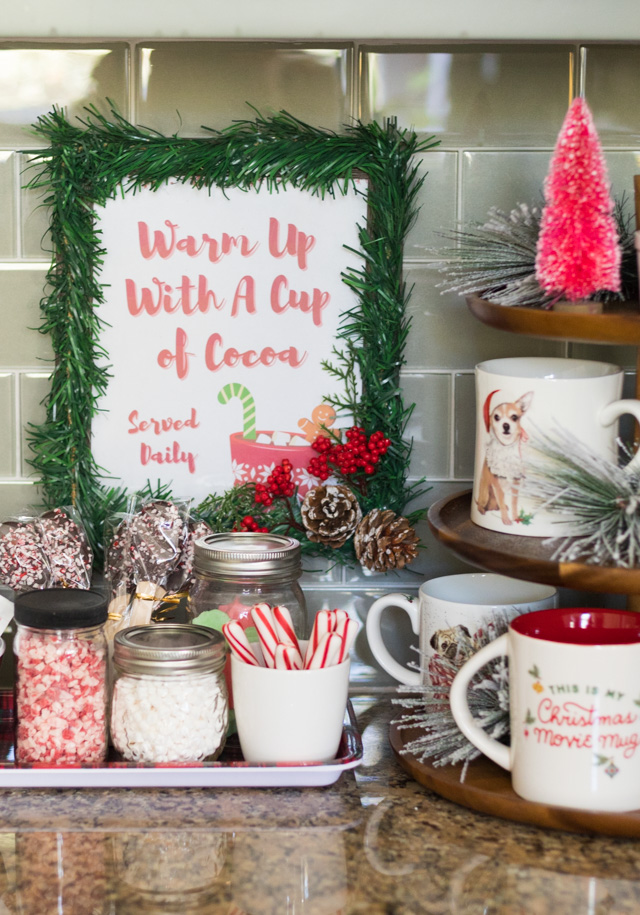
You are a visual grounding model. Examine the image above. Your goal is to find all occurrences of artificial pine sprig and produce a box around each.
[392,611,511,776]
[434,194,638,309]
[435,202,552,307]
[523,428,640,568]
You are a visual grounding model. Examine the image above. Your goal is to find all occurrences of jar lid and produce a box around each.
[14,588,108,629]
[113,624,226,675]
[193,532,302,580]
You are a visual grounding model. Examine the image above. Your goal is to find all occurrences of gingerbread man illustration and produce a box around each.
[298,403,337,442]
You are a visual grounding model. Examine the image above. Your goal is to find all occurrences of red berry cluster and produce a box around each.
[308,427,391,481]
[237,515,270,533]
[254,458,295,508]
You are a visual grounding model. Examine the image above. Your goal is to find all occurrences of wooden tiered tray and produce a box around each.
[466,294,640,399]
[427,490,640,599]
[466,294,640,345]
[390,720,640,837]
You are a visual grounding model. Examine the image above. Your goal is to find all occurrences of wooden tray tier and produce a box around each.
[427,490,640,596]
[390,720,640,837]
[466,294,640,346]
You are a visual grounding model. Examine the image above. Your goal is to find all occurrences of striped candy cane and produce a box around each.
[251,603,280,668]
[274,643,303,671]
[337,618,359,664]
[223,620,262,667]
[218,382,257,440]
[305,632,343,670]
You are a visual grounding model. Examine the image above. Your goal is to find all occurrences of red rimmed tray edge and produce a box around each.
[0,692,363,786]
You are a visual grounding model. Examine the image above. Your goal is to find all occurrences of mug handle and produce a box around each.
[366,593,421,686]
[449,634,511,771]
[599,400,640,472]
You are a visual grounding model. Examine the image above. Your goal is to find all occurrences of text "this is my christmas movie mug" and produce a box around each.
[450,607,640,812]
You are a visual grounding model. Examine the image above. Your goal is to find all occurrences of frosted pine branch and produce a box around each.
[523,428,640,568]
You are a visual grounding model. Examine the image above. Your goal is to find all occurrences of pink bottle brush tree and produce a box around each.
[535,96,621,303]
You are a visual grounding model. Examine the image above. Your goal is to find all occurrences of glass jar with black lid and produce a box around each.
[13,588,109,765]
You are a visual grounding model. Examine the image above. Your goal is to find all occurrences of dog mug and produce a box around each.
[450,607,640,812]
[365,573,557,685]
[472,356,640,537]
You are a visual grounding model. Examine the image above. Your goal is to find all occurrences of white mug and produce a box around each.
[473,356,640,536]
[231,642,350,763]
[365,573,557,685]
[450,607,640,812]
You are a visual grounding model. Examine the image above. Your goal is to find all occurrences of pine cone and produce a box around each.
[354,509,420,572]
[301,485,362,549]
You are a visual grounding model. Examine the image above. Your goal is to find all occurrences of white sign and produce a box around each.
[91,180,367,502]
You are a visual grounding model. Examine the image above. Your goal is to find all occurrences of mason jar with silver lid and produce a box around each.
[187,532,307,639]
[110,623,228,763]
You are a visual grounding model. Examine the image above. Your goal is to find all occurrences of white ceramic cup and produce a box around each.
[450,607,640,812]
[473,356,640,536]
[231,642,350,763]
[365,573,557,685]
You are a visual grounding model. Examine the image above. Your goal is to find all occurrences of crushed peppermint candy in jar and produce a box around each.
[13,589,109,765]
[111,624,228,763]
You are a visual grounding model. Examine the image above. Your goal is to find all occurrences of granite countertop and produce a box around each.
[0,696,640,914]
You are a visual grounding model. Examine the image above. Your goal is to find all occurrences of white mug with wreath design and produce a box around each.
[365,573,556,686]
[450,607,640,812]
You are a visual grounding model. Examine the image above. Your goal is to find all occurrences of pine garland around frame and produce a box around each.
[23,106,438,564]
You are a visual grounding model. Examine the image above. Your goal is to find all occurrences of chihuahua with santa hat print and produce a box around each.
[476,389,533,526]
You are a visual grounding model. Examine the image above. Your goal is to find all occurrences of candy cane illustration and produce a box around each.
[218,382,257,440]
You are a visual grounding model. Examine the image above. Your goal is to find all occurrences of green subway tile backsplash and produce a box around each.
[20,372,50,477]
[453,372,476,480]
[401,373,452,479]
[361,45,573,146]
[0,44,129,147]
[461,150,551,225]
[0,269,52,365]
[585,46,640,145]
[0,152,16,257]
[136,43,351,136]
[405,151,458,255]
[0,373,15,476]
[403,264,565,371]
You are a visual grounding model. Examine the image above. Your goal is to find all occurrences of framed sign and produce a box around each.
[26,108,436,556]
[91,179,367,503]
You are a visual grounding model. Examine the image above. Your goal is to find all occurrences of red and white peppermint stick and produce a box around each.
[222,621,262,667]
[251,603,279,669]
[273,605,303,666]
[274,643,303,671]
[305,632,343,670]
[332,608,349,633]
[305,609,332,666]
[337,618,360,664]
[273,605,298,647]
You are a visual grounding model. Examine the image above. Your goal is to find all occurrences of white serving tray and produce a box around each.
[0,698,363,789]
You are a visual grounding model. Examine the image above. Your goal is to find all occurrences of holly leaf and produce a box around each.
[528,665,541,680]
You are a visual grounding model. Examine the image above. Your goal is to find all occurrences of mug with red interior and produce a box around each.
[450,607,640,812]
